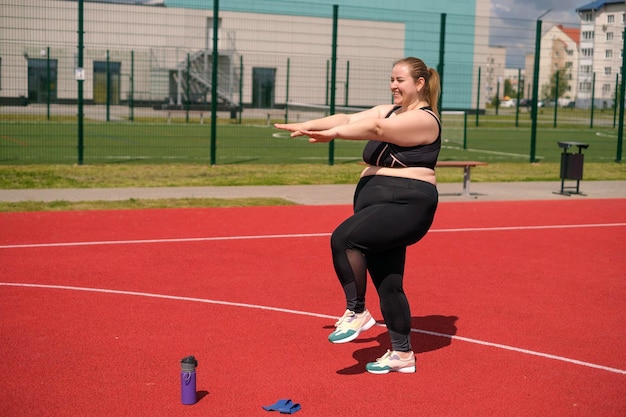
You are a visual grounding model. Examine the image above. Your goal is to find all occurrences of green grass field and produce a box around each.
[1,110,624,165]
[2,110,625,212]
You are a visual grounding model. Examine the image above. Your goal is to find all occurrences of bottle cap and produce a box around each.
[181,356,198,371]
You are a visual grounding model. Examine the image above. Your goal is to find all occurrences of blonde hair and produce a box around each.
[394,57,441,117]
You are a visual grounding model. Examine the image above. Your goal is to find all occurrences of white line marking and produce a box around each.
[0,233,331,249]
[431,222,626,233]
[2,282,625,376]
[1,223,624,250]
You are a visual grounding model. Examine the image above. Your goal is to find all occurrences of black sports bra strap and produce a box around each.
[420,108,441,129]
[385,105,402,118]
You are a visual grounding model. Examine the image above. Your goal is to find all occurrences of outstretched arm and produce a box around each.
[274,113,351,138]
[274,105,389,138]
[301,109,439,146]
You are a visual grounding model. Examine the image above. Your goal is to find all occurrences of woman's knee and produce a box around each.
[375,273,404,296]
[330,228,346,252]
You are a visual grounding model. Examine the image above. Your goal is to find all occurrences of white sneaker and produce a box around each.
[328,310,376,344]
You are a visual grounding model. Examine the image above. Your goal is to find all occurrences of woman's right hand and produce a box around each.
[274,123,306,138]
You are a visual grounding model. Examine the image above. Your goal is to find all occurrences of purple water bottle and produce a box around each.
[180,356,198,405]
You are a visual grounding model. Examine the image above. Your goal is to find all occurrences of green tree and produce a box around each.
[503,78,516,98]
[541,68,570,101]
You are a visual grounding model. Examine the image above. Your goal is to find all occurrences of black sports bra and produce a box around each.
[362,106,441,170]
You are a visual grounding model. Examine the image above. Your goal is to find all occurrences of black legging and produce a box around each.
[330,175,438,352]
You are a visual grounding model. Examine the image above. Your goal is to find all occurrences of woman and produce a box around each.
[274,57,441,374]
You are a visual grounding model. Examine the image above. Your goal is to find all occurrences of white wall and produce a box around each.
[1,0,404,107]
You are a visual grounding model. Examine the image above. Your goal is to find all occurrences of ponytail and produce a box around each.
[427,67,441,117]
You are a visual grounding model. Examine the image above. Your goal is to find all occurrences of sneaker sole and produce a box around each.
[366,365,416,375]
[329,316,376,344]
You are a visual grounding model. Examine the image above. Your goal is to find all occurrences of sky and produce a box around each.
[490,0,587,68]
[491,0,583,23]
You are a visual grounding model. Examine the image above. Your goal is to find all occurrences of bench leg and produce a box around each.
[462,166,471,196]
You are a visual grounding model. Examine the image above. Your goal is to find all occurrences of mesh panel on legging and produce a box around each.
[330,227,368,313]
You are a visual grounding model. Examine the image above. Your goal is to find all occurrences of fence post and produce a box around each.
[46,47,51,120]
[106,50,110,122]
[129,50,134,122]
[345,60,350,107]
[325,60,329,108]
[616,28,626,162]
[238,55,243,124]
[438,13,446,111]
[590,72,595,129]
[210,0,219,165]
[475,66,481,127]
[284,57,290,123]
[77,0,84,165]
[515,67,521,127]
[328,4,338,166]
[186,53,190,123]
[553,70,559,128]
[613,72,618,128]
[463,112,468,150]
[495,79,500,116]
[530,17,543,163]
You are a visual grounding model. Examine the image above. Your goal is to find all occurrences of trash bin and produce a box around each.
[556,141,589,195]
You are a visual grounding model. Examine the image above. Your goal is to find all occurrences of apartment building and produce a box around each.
[577,0,626,108]
[484,46,506,104]
[522,25,579,106]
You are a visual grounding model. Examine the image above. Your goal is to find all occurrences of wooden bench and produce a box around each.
[436,161,488,197]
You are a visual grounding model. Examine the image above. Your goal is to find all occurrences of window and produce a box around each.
[27,58,58,103]
[252,67,276,108]
[582,48,593,57]
[607,32,614,41]
[582,31,594,40]
[603,84,611,93]
[93,60,121,105]
[606,50,613,58]
[605,67,612,75]
[607,14,615,23]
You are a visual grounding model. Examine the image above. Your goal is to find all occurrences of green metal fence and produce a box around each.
[1,0,624,164]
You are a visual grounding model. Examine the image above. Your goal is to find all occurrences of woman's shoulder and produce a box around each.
[374,104,399,118]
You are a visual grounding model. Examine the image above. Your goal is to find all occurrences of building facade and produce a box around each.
[541,25,580,105]
[484,46,506,104]
[0,0,489,111]
[577,0,626,108]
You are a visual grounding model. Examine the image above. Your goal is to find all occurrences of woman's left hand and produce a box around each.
[300,130,336,143]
